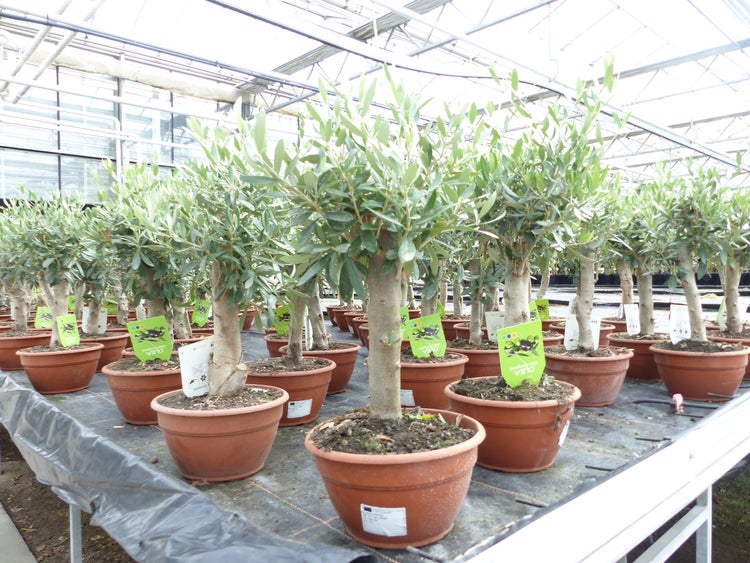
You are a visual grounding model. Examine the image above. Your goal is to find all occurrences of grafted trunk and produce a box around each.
[722,264,743,334]
[367,239,403,420]
[617,259,635,312]
[307,282,329,349]
[172,305,192,339]
[504,258,531,327]
[635,261,655,335]
[676,243,706,341]
[5,281,30,332]
[73,284,86,321]
[285,290,308,364]
[83,288,107,335]
[208,265,244,396]
[574,248,596,351]
[467,258,484,346]
[40,277,70,347]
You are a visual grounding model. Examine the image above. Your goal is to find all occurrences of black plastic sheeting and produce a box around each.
[0,375,373,562]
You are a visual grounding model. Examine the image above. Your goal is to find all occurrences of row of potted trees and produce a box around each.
[1,63,748,551]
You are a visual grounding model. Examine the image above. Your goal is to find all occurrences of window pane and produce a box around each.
[61,156,111,203]
[0,149,58,199]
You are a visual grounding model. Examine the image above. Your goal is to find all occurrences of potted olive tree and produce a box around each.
[248,71,487,549]
[649,164,750,401]
[6,194,105,394]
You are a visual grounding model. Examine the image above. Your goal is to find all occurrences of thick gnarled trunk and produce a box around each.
[40,277,70,347]
[208,264,244,396]
[676,243,706,341]
[504,257,531,327]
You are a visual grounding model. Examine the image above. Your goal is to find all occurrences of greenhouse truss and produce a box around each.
[1,0,750,197]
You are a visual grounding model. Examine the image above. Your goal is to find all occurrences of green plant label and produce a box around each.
[56,313,80,347]
[669,304,690,344]
[485,311,504,342]
[531,299,550,320]
[191,298,211,327]
[127,316,173,361]
[437,301,446,319]
[34,306,53,329]
[498,320,545,388]
[178,337,213,397]
[624,303,640,335]
[104,297,118,315]
[407,314,446,357]
[273,303,291,336]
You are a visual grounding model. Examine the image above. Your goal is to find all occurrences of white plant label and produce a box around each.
[81,305,107,334]
[558,420,571,447]
[305,315,313,351]
[669,304,691,344]
[179,337,213,397]
[624,304,640,335]
[361,505,407,537]
[564,316,601,350]
[716,297,727,331]
[400,389,415,407]
[485,311,504,342]
[287,399,313,419]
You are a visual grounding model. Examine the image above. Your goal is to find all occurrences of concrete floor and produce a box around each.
[3,292,743,562]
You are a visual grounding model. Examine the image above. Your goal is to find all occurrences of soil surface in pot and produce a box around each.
[22,344,87,352]
[654,340,746,353]
[157,386,284,411]
[546,345,631,357]
[106,357,180,372]
[610,332,669,340]
[309,407,476,455]
[400,350,466,363]
[450,376,575,402]
[713,329,750,338]
[446,338,498,350]
[307,341,357,351]
[243,356,329,373]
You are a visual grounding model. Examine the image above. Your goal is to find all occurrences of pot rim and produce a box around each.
[16,341,104,356]
[150,384,289,417]
[445,377,581,409]
[304,408,486,465]
[400,352,469,367]
[244,356,336,377]
[544,345,634,362]
[649,342,750,356]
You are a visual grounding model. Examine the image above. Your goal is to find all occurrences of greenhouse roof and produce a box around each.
[1,0,750,185]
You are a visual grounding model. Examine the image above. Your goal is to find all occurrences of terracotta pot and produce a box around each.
[0,332,52,371]
[650,343,750,401]
[441,318,469,341]
[543,332,564,347]
[709,334,750,380]
[543,346,633,407]
[245,358,334,426]
[333,308,356,332]
[280,341,361,395]
[349,315,368,341]
[445,344,500,378]
[407,309,421,320]
[549,322,615,346]
[263,333,291,358]
[102,361,182,425]
[343,311,363,336]
[445,378,580,472]
[17,342,104,394]
[304,409,485,549]
[191,327,214,336]
[541,317,565,331]
[454,323,488,341]
[325,305,339,327]
[399,353,468,409]
[239,309,256,331]
[151,385,289,482]
[602,319,628,333]
[357,324,410,350]
[607,333,668,380]
[80,332,130,371]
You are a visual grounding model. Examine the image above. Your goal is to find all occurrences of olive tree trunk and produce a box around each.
[504,257,531,327]
[634,260,655,335]
[574,247,596,351]
[307,282,329,350]
[4,281,30,332]
[285,291,308,364]
[82,287,107,335]
[39,277,70,347]
[366,242,403,420]
[208,264,245,396]
[721,264,743,334]
[616,259,635,314]
[467,258,484,346]
[537,267,551,300]
[676,243,706,341]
